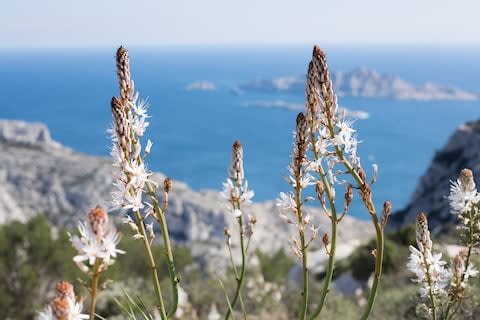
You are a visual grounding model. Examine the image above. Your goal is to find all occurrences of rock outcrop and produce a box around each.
[0,119,374,270]
[391,119,480,232]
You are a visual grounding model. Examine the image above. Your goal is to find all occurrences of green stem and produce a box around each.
[295,180,308,320]
[359,214,383,320]
[146,181,179,318]
[306,105,338,320]
[133,209,168,320]
[225,215,247,320]
[88,258,101,320]
[423,251,437,320]
[323,112,384,320]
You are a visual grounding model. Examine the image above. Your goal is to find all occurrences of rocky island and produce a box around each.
[238,67,478,101]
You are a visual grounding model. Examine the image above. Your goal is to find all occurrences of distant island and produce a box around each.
[186,81,217,91]
[237,67,478,101]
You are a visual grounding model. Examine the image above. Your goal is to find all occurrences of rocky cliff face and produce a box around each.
[391,119,480,232]
[0,119,373,269]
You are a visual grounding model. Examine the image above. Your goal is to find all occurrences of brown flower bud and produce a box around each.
[345,185,353,207]
[51,297,69,319]
[224,227,231,237]
[357,166,366,183]
[316,181,325,199]
[416,212,432,252]
[322,233,330,247]
[88,206,108,239]
[229,140,244,184]
[55,281,74,300]
[116,46,133,103]
[164,177,172,193]
[383,201,392,216]
[459,168,475,192]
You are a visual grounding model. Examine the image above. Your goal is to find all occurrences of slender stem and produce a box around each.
[295,179,308,320]
[225,215,247,320]
[239,294,247,320]
[227,244,240,280]
[444,208,475,319]
[88,258,101,320]
[146,181,179,318]
[132,209,168,320]
[423,252,437,320]
[323,112,384,320]
[359,215,383,320]
[306,106,339,320]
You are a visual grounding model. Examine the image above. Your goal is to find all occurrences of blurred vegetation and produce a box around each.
[2,216,480,319]
[256,248,295,283]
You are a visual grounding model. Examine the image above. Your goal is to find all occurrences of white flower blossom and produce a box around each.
[38,306,53,320]
[70,209,125,270]
[448,178,480,215]
[407,245,451,298]
[68,297,89,320]
[276,192,296,211]
[232,208,242,218]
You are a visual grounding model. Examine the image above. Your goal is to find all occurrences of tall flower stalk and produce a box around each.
[109,46,179,319]
[69,206,125,320]
[407,213,451,320]
[221,140,255,320]
[277,45,388,319]
[443,168,480,319]
[277,113,317,320]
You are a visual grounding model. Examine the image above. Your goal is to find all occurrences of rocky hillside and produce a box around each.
[0,119,374,271]
[391,119,480,232]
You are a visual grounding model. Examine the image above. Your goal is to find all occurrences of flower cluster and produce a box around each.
[221,140,256,319]
[449,249,478,297]
[69,206,125,273]
[306,46,361,177]
[220,140,255,218]
[445,168,480,307]
[109,46,179,320]
[448,168,480,239]
[110,47,154,212]
[407,213,451,305]
[38,281,87,320]
[277,113,319,259]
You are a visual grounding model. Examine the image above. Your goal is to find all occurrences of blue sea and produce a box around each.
[1,45,480,220]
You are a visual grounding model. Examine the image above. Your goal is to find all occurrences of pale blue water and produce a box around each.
[1,46,480,219]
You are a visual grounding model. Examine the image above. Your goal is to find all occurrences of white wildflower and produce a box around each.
[448,169,480,215]
[276,192,296,211]
[124,161,150,190]
[38,306,54,320]
[145,139,153,155]
[70,207,125,270]
[122,191,144,211]
[464,264,479,280]
[68,297,89,320]
[232,209,242,218]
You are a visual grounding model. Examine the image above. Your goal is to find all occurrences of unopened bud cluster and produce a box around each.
[38,281,87,320]
[407,213,451,300]
[221,140,255,219]
[448,168,480,242]
[110,46,155,213]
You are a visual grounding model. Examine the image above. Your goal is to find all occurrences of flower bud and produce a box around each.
[459,168,475,192]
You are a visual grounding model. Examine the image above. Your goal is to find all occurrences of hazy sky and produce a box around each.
[1,0,479,48]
